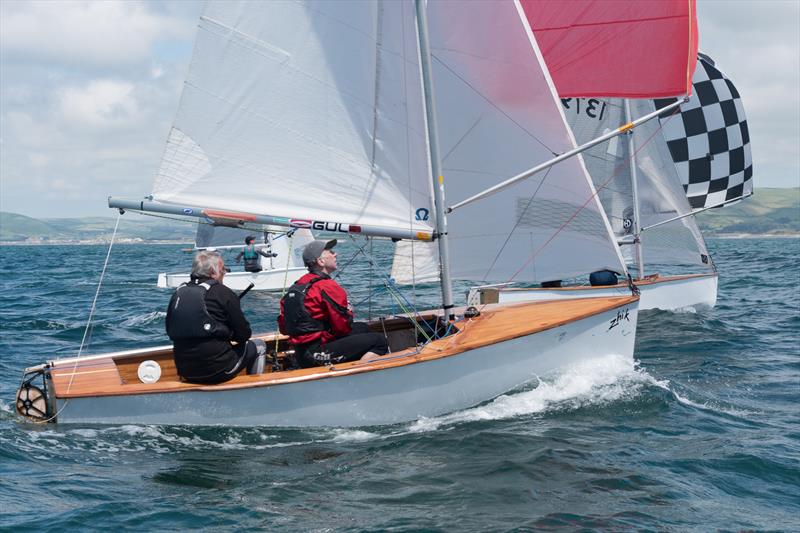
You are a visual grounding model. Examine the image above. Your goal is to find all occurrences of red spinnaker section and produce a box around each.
[522,0,698,98]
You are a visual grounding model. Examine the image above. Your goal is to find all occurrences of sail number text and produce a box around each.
[561,98,607,121]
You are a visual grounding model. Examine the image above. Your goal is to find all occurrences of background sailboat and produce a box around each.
[156,223,314,291]
[16,0,708,426]
[467,52,753,311]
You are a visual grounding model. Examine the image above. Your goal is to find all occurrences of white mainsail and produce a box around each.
[150,1,433,236]
[392,0,627,285]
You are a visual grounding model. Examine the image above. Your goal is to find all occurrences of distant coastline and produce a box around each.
[1,187,797,245]
[0,240,194,246]
[710,233,800,239]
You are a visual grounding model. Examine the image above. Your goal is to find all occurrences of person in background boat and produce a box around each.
[235,235,277,272]
[279,239,388,368]
[166,250,267,384]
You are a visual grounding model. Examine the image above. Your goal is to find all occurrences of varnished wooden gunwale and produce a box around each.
[497,272,718,293]
[48,295,638,399]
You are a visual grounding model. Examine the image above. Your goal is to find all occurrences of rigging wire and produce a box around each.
[430,52,557,156]
[46,211,122,422]
[274,231,295,359]
[368,237,374,321]
[343,235,437,343]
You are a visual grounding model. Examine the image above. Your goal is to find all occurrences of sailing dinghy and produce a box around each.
[468,50,753,312]
[157,224,314,291]
[14,0,704,427]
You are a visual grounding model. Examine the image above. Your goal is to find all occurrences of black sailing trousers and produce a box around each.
[297,322,388,368]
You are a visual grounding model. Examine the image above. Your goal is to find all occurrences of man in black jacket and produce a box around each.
[165,251,264,384]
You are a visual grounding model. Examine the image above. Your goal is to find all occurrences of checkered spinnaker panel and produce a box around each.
[654,53,753,211]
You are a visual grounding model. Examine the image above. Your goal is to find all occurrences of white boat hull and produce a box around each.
[54,300,639,427]
[469,273,717,312]
[157,267,307,291]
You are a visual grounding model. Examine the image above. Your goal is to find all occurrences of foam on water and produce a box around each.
[329,429,379,443]
[121,310,166,327]
[662,384,757,418]
[409,353,667,432]
[0,399,12,415]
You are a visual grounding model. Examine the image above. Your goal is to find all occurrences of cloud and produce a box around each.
[697,0,800,188]
[0,0,194,68]
[0,0,798,218]
[0,0,200,217]
[58,80,139,129]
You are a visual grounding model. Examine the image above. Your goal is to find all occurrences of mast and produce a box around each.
[414,0,454,315]
[624,99,644,279]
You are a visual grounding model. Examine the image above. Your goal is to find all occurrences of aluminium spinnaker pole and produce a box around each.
[624,100,645,279]
[447,97,688,213]
[414,0,455,317]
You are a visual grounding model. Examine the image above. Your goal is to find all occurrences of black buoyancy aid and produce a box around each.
[166,280,232,341]
[281,277,330,337]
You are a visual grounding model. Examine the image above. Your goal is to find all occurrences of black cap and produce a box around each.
[302,239,337,266]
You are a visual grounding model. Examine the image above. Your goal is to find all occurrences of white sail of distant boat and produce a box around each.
[16,0,700,427]
[156,223,314,291]
[466,52,753,312]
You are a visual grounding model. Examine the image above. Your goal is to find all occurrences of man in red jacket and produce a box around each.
[278,239,388,368]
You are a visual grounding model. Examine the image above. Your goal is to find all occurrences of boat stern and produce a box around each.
[16,364,57,424]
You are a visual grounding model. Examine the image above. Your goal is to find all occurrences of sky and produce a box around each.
[1,0,798,218]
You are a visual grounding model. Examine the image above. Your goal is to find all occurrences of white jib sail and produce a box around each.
[563,97,712,271]
[150,1,434,236]
[408,0,626,284]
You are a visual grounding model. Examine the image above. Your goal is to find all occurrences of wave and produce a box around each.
[120,311,166,327]
[661,384,758,419]
[408,353,665,432]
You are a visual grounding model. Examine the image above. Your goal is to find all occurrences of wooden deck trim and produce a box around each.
[50,296,637,399]
[51,357,122,395]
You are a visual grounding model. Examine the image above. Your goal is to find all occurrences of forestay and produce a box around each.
[150,1,433,236]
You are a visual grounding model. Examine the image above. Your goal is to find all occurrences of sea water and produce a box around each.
[0,237,798,531]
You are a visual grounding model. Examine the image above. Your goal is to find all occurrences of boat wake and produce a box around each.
[653,382,757,419]
[408,353,668,433]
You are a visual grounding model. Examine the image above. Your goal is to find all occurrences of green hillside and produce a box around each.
[0,212,56,242]
[695,188,799,235]
[0,212,195,243]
